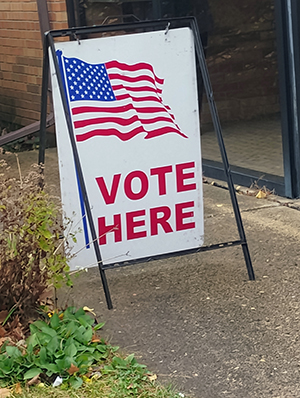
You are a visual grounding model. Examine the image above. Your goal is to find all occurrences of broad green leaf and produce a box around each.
[39,347,48,366]
[125,353,135,364]
[0,357,13,374]
[23,367,41,380]
[54,349,65,359]
[29,324,40,335]
[36,332,52,346]
[73,326,87,344]
[26,333,39,350]
[46,336,59,355]
[31,320,48,331]
[50,313,60,329]
[64,321,78,338]
[44,363,59,373]
[69,375,83,389]
[63,307,77,320]
[77,316,89,328]
[94,322,105,331]
[77,315,93,328]
[74,308,85,319]
[41,325,57,337]
[91,351,102,361]
[64,337,74,348]
[112,356,128,369]
[96,344,108,353]
[41,229,52,239]
[65,343,77,358]
[56,357,72,372]
[81,346,95,353]
[82,328,93,345]
[5,346,22,359]
[76,353,94,367]
[39,238,50,251]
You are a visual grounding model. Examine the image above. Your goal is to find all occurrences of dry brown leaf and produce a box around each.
[39,287,54,303]
[67,363,79,375]
[83,306,96,316]
[27,374,40,386]
[14,383,22,394]
[91,334,100,343]
[148,374,157,382]
[11,326,25,341]
[0,388,11,398]
[0,311,8,324]
[0,337,11,349]
[256,190,267,199]
[9,315,19,330]
[0,326,6,338]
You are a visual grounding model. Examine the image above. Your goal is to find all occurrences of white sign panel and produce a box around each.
[50,27,204,270]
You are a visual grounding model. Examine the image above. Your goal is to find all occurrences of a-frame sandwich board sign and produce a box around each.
[39,17,255,310]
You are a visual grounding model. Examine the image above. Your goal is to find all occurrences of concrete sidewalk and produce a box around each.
[2,149,300,397]
[61,178,300,398]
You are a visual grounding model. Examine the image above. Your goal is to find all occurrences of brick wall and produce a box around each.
[0,0,68,129]
[201,0,280,125]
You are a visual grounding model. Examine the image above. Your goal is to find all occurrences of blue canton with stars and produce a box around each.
[64,57,116,102]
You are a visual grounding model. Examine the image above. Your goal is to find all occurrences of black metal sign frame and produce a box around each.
[39,17,255,310]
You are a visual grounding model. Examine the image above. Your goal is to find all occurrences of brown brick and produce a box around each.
[1,64,13,72]
[3,37,27,48]
[51,21,68,30]
[1,46,23,56]
[0,113,15,125]
[2,71,13,81]
[12,65,25,74]
[48,2,67,12]
[23,48,42,58]
[16,57,43,68]
[17,107,39,120]
[22,2,38,12]
[0,3,10,11]
[10,3,24,11]
[27,84,41,94]
[0,103,16,116]
[26,39,42,49]
[36,77,42,86]
[7,11,38,21]
[12,81,28,91]
[49,11,68,22]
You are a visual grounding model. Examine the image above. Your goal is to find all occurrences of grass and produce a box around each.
[10,378,181,398]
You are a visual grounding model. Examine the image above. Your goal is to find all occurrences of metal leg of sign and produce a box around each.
[38,34,49,186]
[45,33,113,309]
[191,18,255,281]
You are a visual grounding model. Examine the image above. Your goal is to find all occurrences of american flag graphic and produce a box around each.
[60,54,188,142]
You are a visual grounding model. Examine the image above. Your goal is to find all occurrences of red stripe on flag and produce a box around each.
[74,115,180,129]
[108,73,161,86]
[76,126,145,142]
[105,60,164,85]
[75,125,187,142]
[112,84,162,95]
[73,105,176,115]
